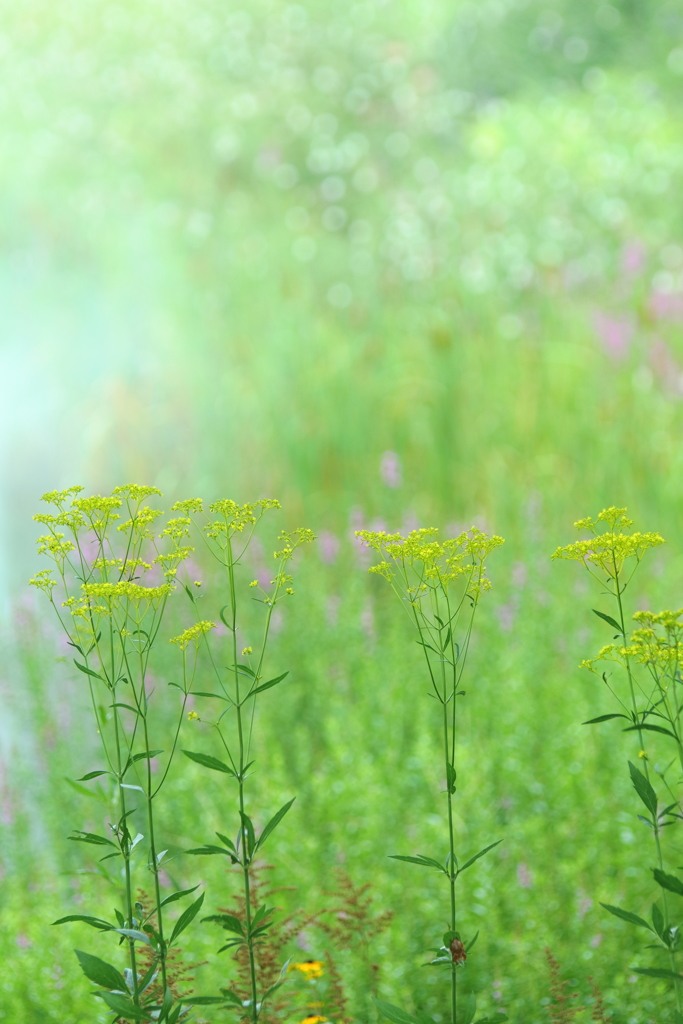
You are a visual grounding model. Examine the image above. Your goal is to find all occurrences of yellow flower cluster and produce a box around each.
[552,507,665,578]
[170,621,217,650]
[82,581,175,604]
[117,506,163,537]
[111,484,162,501]
[580,609,683,675]
[36,533,75,559]
[356,526,504,599]
[29,569,57,592]
[161,517,193,540]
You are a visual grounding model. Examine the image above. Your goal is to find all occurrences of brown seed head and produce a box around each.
[450,938,467,964]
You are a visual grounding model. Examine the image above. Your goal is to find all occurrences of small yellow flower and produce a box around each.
[188,710,199,721]
[249,580,258,587]
[242,646,252,656]
[194,580,202,587]
[286,588,294,595]
[301,1017,327,1024]
[638,749,648,759]
[289,960,324,980]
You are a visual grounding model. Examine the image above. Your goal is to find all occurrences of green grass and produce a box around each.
[3,0,683,1021]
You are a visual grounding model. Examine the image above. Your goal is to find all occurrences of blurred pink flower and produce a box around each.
[649,290,683,322]
[380,451,402,488]
[621,240,646,277]
[593,312,633,359]
[516,862,533,888]
[318,530,340,564]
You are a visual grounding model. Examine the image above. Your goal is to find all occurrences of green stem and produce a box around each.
[142,713,168,993]
[227,544,259,1024]
[612,565,681,1011]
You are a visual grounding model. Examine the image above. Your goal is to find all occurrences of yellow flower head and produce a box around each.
[638,749,648,759]
[241,646,253,656]
[170,621,217,651]
[552,507,664,579]
[289,960,324,980]
[187,710,200,721]
[301,1017,327,1024]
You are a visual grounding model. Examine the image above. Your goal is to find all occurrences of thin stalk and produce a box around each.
[227,541,259,1023]
[612,562,681,1011]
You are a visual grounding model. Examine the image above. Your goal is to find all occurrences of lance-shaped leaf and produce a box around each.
[255,799,295,851]
[131,749,164,764]
[74,660,106,681]
[182,750,235,775]
[633,967,683,980]
[75,950,126,990]
[186,844,235,858]
[68,830,118,848]
[240,812,256,858]
[115,928,153,945]
[592,608,623,633]
[78,770,110,781]
[458,840,503,874]
[628,762,658,818]
[98,991,152,1020]
[246,672,289,698]
[582,714,628,725]
[159,886,200,910]
[624,723,678,741]
[169,892,205,946]
[390,854,446,871]
[654,869,683,897]
[373,999,423,1024]
[600,903,653,931]
[652,903,665,939]
[203,912,245,936]
[52,914,114,930]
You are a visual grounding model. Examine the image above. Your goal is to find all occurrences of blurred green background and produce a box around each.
[3,0,683,1020]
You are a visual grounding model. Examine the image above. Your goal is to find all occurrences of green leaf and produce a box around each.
[131,750,163,764]
[158,986,174,1022]
[112,702,140,714]
[582,714,628,725]
[203,912,245,936]
[652,902,665,939]
[52,914,113,930]
[600,903,653,931]
[219,606,231,629]
[628,762,658,817]
[182,750,235,775]
[624,723,679,740]
[114,928,153,945]
[216,832,238,853]
[236,663,255,677]
[169,892,205,946]
[221,989,245,1006]
[390,854,445,871]
[193,691,228,700]
[75,950,125,990]
[373,999,422,1024]
[466,930,480,952]
[159,886,200,910]
[654,869,683,897]
[240,812,255,857]
[247,672,289,698]
[78,770,110,781]
[74,660,106,681]
[186,844,235,857]
[256,798,295,850]
[98,991,151,1020]
[68,831,117,848]
[261,980,285,1006]
[592,609,623,633]
[446,763,457,795]
[633,967,683,980]
[183,997,234,1005]
[458,839,503,874]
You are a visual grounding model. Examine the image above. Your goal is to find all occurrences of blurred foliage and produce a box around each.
[2,0,683,1021]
